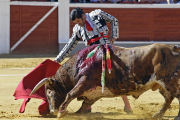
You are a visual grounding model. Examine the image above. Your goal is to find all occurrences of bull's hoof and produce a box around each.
[124,107,133,114]
[76,107,92,114]
[75,110,81,114]
[175,116,180,120]
[152,112,163,118]
[57,110,67,118]
[83,108,91,114]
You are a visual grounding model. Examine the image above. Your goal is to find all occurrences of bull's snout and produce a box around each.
[50,109,58,115]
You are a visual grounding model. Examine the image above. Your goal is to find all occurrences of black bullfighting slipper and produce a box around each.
[83,108,91,114]
[124,106,133,114]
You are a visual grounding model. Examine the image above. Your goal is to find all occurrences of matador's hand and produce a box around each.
[109,37,116,45]
[53,59,58,63]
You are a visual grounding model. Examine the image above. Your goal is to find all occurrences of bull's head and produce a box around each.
[30,78,66,115]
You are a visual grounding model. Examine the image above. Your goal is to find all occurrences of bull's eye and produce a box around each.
[47,89,53,97]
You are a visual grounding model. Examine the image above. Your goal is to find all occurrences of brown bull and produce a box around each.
[30,43,180,119]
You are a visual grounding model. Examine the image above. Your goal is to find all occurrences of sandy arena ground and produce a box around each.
[0,55,179,120]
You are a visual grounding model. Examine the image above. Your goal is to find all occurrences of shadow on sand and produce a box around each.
[33,112,176,120]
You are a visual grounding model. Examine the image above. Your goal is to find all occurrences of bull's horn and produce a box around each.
[30,78,49,96]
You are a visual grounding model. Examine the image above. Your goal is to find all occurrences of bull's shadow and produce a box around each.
[34,112,175,120]
[37,112,132,120]
[33,112,176,120]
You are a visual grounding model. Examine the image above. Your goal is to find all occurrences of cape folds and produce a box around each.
[13,59,60,115]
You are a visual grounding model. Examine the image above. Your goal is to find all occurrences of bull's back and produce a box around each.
[109,44,180,92]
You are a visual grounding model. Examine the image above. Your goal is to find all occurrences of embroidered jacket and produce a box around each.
[55,9,119,63]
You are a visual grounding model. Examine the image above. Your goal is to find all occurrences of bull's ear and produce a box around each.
[49,78,56,85]
[30,78,49,96]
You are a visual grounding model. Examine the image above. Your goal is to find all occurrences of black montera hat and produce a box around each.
[70,7,84,21]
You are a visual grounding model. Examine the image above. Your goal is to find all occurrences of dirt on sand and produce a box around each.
[0,56,178,120]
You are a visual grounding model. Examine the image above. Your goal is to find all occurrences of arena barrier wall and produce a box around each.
[3,1,180,54]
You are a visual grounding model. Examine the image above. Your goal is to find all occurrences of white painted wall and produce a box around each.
[0,0,10,54]
[58,0,69,43]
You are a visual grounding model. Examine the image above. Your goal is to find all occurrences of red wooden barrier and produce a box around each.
[10,5,58,54]
[10,6,180,54]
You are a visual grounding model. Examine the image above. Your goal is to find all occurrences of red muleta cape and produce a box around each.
[13,59,60,115]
